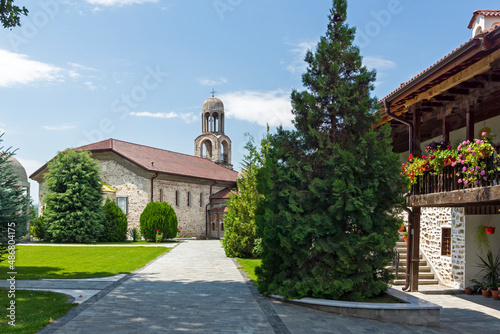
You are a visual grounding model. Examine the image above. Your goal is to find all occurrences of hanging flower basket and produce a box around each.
[486,227,495,235]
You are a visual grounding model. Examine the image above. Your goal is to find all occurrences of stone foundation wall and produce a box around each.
[420,207,465,288]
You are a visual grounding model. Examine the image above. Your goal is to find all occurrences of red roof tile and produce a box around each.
[210,188,233,199]
[76,138,239,183]
[468,10,500,29]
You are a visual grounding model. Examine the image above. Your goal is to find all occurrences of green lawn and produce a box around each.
[31,240,176,245]
[236,258,261,283]
[0,246,169,280]
[0,289,77,333]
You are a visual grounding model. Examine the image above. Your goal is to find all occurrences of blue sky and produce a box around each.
[1,0,499,203]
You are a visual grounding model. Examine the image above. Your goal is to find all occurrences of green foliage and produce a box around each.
[32,214,46,240]
[140,201,178,241]
[476,249,500,287]
[255,0,405,301]
[130,227,141,241]
[475,225,490,253]
[0,133,29,263]
[223,134,267,258]
[43,149,104,243]
[99,198,128,242]
[0,0,28,28]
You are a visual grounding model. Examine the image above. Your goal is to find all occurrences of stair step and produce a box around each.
[399,254,423,260]
[395,272,435,279]
[386,265,431,272]
[393,279,439,285]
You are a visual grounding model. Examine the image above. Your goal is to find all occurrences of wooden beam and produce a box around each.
[466,105,475,141]
[413,109,421,156]
[407,185,500,207]
[442,116,449,142]
[410,207,421,292]
[404,48,500,108]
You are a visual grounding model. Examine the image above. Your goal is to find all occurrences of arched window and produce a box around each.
[202,140,212,159]
[175,190,179,206]
[187,192,191,207]
[200,193,203,207]
[221,140,229,163]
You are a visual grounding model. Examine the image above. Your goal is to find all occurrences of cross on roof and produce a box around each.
[210,88,217,97]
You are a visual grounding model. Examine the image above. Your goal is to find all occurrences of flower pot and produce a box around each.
[486,227,495,235]
[398,225,405,232]
[464,288,473,295]
[404,236,408,243]
[492,289,500,300]
[482,289,491,298]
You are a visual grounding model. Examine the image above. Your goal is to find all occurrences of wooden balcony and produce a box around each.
[407,162,500,208]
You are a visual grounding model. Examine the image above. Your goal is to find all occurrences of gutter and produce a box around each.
[150,172,158,202]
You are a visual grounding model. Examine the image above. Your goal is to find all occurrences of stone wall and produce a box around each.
[420,207,465,288]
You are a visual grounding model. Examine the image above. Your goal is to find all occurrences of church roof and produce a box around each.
[210,187,233,199]
[31,138,238,183]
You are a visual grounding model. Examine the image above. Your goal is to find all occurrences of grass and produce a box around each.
[0,246,169,280]
[0,289,77,333]
[235,258,401,303]
[236,258,261,283]
[30,240,176,245]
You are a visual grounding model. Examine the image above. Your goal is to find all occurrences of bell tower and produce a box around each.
[194,91,232,169]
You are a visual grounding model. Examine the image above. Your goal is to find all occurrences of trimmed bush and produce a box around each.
[140,202,178,241]
[99,198,128,242]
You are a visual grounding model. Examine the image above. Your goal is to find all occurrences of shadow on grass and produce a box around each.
[0,266,124,280]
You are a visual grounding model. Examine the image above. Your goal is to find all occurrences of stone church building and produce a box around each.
[31,96,238,239]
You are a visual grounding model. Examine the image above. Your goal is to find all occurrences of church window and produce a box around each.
[200,193,203,207]
[187,192,191,207]
[117,197,128,215]
[160,188,164,202]
[175,191,179,206]
[221,222,224,231]
[441,228,451,256]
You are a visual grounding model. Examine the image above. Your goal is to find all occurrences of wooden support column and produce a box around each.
[466,106,475,141]
[412,109,422,156]
[442,116,450,143]
[410,207,421,292]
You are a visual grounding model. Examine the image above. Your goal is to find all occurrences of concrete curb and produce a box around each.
[269,287,442,327]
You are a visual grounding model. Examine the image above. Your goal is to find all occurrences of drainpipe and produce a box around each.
[385,100,414,291]
[150,171,158,202]
[205,180,217,237]
[384,100,414,155]
[402,207,413,292]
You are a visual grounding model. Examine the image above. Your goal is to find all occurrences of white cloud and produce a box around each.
[219,90,293,128]
[198,77,228,86]
[285,40,317,74]
[363,56,396,70]
[86,0,158,6]
[129,111,197,123]
[84,81,98,90]
[42,124,77,131]
[0,49,64,87]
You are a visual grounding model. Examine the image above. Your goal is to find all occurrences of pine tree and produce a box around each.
[222,135,266,258]
[256,0,404,301]
[44,149,104,243]
[0,133,29,263]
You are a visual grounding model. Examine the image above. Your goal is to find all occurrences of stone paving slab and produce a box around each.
[36,240,500,334]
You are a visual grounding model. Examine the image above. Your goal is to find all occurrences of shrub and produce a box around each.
[32,215,46,240]
[99,198,128,242]
[130,227,141,241]
[140,202,178,241]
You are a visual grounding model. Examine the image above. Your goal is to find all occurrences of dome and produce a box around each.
[202,97,224,113]
[7,156,29,188]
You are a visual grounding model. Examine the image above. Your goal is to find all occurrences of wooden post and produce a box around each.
[442,117,450,143]
[410,207,421,292]
[466,106,475,141]
[413,109,422,156]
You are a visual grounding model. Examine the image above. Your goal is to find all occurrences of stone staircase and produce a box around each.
[391,233,439,286]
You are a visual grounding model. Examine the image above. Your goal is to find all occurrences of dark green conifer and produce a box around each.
[256,0,404,300]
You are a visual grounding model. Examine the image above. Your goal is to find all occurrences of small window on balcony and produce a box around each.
[441,228,451,256]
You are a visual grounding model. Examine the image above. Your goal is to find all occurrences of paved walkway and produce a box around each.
[34,240,500,333]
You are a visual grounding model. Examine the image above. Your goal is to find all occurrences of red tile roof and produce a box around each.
[210,188,233,199]
[31,138,238,183]
[468,10,500,29]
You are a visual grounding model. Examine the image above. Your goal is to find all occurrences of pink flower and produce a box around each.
[464,180,468,185]
[484,177,488,181]
[477,139,481,144]
[458,179,462,183]
[451,162,456,167]
[463,167,467,172]
[474,181,478,185]
[481,170,486,176]
[476,166,480,170]
[482,132,487,137]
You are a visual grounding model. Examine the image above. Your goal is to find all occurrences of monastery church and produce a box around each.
[31,95,239,239]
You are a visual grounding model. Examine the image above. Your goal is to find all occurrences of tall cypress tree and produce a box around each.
[256,0,404,301]
[44,149,104,243]
[0,134,28,263]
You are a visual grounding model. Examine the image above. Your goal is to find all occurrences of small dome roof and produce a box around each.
[202,97,224,113]
[7,156,29,187]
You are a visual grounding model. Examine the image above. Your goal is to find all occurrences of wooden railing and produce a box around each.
[411,159,500,196]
